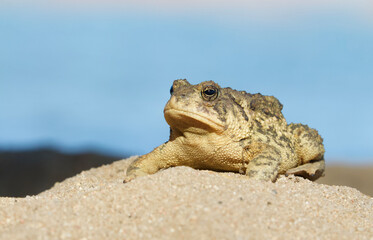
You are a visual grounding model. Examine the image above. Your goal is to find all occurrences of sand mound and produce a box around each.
[1,156,372,239]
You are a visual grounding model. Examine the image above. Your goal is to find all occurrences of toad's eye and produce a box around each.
[170,85,174,95]
[201,85,219,101]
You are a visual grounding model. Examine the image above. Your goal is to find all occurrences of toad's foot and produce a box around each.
[285,159,325,181]
[123,163,149,183]
[123,141,181,183]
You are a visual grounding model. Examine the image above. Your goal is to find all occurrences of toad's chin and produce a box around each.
[164,108,224,134]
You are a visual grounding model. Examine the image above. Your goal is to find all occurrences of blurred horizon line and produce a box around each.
[0,143,372,164]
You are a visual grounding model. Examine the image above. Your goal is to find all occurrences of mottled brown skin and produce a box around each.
[124,79,325,182]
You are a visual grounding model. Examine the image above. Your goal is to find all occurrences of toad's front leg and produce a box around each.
[245,144,281,182]
[124,141,180,183]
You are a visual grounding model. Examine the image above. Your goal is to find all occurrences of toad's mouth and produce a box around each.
[164,108,225,133]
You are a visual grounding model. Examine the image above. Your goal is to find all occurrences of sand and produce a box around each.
[1,156,373,239]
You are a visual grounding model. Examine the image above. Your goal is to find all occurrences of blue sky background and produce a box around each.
[1,2,373,163]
